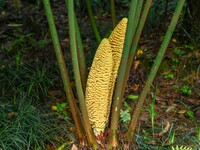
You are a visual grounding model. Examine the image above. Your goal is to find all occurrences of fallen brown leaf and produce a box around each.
[134,60,140,70]
[71,144,78,150]
[178,109,187,114]
[166,106,176,113]
[158,121,170,137]
[132,83,139,91]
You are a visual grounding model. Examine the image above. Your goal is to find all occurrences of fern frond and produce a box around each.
[172,145,193,150]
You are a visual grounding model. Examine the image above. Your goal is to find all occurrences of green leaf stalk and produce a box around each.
[108,0,139,148]
[86,0,101,43]
[67,0,98,148]
[110,0,116,28]
[74,16,88,92]
[42,0,85,143]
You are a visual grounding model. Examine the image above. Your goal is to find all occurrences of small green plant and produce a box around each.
[120,109,131,123]
[120,101,131,124]
[171,65,177,71]
[186,110,200,142]
[197,127,200,141]
[172,84,179,89]
[147,91,157,137]
[120,94,139,124]
[56,102,67,113]
[142,129,149,137]
[52,102,70,120]
[172,85,192,96]
[173,48,186,56]
[184,44,194,50]
[180,85,192,95]
[187,110,194,119]
[37,39,48,48]
[164,73,174,79]
[171,57,179,63]
[120,94,139,123]
[168,131,176,144]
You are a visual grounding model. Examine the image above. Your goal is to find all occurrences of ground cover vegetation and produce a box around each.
[0,0,199,149]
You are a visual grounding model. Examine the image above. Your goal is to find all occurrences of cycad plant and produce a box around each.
[43,0,186,149]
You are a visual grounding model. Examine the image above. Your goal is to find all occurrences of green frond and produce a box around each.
[172,145,193,150]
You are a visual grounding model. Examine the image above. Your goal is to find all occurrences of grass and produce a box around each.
[147,90,157,138]
[0,91,76,150]
[0,96,51,149]
[0,60,75,149]
[0,62,57,103]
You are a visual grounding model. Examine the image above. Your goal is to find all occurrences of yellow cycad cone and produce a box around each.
[109,18,128,78]
[85,38,113,135]
[108,18,128,117]
[85,18,128,136]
